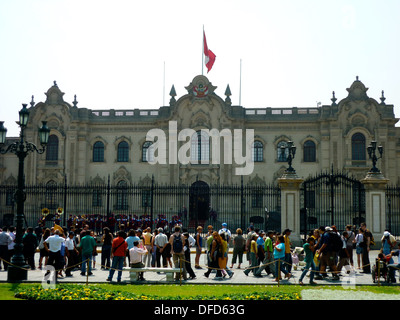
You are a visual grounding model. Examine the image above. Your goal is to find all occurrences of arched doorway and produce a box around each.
[189,181,210,223]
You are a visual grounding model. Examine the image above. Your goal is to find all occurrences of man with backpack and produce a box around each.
[169,225,187,281]
[315,226,340,280]
[218,222,231,243]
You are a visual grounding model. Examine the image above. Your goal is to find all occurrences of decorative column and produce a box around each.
[277,171,304,247]
[361,140,389,247]
[361,171,389,247]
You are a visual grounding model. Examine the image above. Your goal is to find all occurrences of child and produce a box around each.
[354,228,364,269]
[243,234,258,276]
[374,252,390,281]
[291,251,299,270]
[377,252,391,264]
[299,237,317,285]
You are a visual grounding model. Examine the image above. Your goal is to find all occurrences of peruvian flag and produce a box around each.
[203,30,216,73]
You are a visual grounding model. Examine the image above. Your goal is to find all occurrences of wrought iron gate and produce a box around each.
[386,185,400,236]
[300,169,365,235]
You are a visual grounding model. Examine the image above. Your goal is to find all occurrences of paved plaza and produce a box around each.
[0,249,394,286]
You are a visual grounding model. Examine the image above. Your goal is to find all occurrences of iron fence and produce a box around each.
[0,181,281,233]
[386,185,400,236]
[1,178,399,236]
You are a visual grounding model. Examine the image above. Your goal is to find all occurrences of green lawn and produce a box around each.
[2,283,400,300]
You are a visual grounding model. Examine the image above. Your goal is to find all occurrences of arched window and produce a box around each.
[46,135,59,161]
[352,133,366,160]
[303,140,316,162]
[252,141,263,162]
[277,141,289,162]
[142,141,154,162]
[191,130,210,163]
[117,141,129,162]
[93,141,104,162]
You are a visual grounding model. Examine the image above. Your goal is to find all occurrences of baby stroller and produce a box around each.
[371,255,389,283]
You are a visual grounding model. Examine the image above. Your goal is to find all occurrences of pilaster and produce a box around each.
[361,172,389,247]
[277,172,304,246]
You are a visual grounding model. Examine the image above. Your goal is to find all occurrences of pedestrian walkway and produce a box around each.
[0,250,394,286]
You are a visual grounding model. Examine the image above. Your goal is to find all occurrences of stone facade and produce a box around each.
[1,75,399,187]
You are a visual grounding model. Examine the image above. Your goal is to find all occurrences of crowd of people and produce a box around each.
[236,222,400,284]
[0,219,399,284]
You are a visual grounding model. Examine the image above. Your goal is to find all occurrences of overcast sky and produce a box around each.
[1,0,399,137]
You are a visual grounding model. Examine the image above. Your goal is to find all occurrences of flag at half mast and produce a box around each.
[203,30,216,73]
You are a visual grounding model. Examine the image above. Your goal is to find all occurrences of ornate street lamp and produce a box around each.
[0,103,50,282]
[367,140,383,173]
[281,141,297,173]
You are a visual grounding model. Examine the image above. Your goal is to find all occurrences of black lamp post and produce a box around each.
[0,103,50,282]
[367,140,383,173]
[281,141,297,173]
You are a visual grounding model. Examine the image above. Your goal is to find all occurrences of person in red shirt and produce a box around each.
[106,231,127,282]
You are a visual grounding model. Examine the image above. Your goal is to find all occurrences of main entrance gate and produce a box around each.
[300,170,365,235]
[189,181,210,222]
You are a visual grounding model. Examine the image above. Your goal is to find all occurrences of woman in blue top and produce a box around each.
[273,235,291,281]
[299,237,317,285]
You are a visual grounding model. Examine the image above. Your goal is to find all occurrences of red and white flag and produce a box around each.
[203,30,216,73]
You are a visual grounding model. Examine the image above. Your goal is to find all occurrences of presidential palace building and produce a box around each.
[0,75,399,234]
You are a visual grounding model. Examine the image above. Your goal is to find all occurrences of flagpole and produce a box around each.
[202,25,204,75]
[163,61,165,106]
[239,59,242,105]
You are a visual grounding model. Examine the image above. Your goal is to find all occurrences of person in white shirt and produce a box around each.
[0,228,12,270]
[154,228,168,268]
[65,231,78,277]
[44,230,65,277]
[129,241,148,280]
[188,234,196,247]
[7,226,16,265]
[218,223,231,243]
